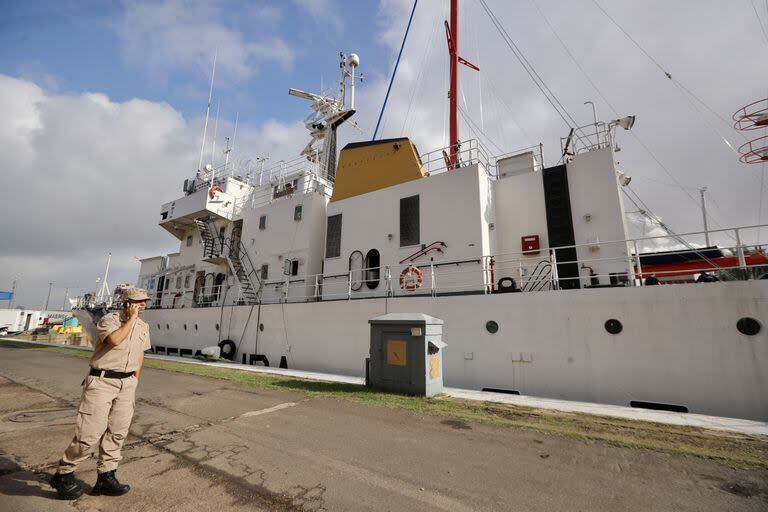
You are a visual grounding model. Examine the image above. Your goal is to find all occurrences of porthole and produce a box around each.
[166,324,170,330]
[156,323,161,330]
[194,324,198,331]
[183,324,187,331]
[259,323,264,332]
[215,323,219,331]
[485,320,499,334]
[604,319,623,335]
[736,317,761,336]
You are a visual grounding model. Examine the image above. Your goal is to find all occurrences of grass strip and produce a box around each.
[3,339,767,469]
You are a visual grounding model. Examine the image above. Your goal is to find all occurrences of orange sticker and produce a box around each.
[386,340,407,366]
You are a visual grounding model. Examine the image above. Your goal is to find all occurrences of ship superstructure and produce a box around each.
[76,2,767,422]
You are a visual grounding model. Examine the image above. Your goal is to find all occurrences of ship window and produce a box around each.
[219,226,226,238]
[186,235,193,247]
[400,195,420,247]
[326,214,342,258]
[175,276,182,289]
[259,215,267,230]
[184,275,191,288]
[294,204,303,221]
[164,279,170,290]
[260,264,269,280]
[365,249,380,290]
[291,260,299,276]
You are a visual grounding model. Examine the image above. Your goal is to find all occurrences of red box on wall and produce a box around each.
[522,235,540,254]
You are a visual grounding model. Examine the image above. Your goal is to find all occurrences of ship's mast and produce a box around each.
[445,0,478,169]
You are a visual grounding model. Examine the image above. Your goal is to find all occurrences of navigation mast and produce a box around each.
[444,0,479,169]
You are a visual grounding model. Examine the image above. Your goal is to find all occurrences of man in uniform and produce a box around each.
[50,288,152,499]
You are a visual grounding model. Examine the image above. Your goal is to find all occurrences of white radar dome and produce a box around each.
[348,53,360,68]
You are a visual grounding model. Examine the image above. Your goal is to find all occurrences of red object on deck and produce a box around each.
[637,253,768,279]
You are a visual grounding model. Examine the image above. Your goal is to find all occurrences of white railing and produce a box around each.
[137,224,768,310]
[419,139,544,178]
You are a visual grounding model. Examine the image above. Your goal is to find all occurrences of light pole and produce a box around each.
[700,187,710,247]
[44,282,53,311]
[62,287,69,310]
[584,101,598,146]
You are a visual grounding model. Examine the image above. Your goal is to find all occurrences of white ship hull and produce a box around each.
[139,280,767,421]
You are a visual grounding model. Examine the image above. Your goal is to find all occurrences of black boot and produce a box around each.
[50,471,84,500]
[93,470,130,496]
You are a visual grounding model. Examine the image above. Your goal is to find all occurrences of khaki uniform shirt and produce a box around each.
[92,312,151,372]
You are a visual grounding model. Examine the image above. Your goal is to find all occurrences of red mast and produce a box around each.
[444,0,479,169]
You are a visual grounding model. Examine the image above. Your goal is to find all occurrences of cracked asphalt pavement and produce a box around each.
[1,345,767,511]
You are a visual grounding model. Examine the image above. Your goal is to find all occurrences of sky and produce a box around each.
[1,0,767,309]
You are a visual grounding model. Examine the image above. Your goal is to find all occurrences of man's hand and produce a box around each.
[127,302,141,320]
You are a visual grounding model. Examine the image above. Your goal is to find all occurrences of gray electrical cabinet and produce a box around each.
[367,313,446,397]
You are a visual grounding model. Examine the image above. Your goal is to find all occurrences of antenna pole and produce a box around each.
[700,187,710,247]
[211,100,220,168]
[197,51,217,173]
[449,0,459,167]
[62,287,69,310]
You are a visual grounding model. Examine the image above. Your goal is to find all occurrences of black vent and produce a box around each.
[326,214,342,258]
[542,165,580,290]
[400,195,420,247]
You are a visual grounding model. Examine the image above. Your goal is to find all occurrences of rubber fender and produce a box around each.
[497,277,517,293]
[218,339,237,361]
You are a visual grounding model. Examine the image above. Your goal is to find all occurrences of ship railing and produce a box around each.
[560,121,614,156]
[420,139,545,178]
[142,223,768,309]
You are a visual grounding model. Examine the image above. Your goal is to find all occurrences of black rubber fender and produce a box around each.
[218,339,237,360]
[497,277,517,293]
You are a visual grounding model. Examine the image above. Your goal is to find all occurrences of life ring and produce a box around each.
[218,339,237,360]
[209,185,223,199]
[399,265,423,291]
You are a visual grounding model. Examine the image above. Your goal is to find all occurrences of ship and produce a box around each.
[75,1,768,422]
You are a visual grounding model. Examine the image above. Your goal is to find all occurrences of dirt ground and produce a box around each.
[1,345,767,511]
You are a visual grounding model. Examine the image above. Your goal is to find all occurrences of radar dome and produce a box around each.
[348,53,360,68]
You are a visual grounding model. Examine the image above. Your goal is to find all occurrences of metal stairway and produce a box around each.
[193,217,221,260]
[193,217,261,304]
[226,223,261,303]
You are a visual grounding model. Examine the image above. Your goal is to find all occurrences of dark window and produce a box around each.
[291,260,299,276]
[326,214,342,258]
[365,249,380,289]
[294,204,303,221]
[400,195,420,246]
[186,235,193,247]
[259,215,267,230]
[260,264,269,280]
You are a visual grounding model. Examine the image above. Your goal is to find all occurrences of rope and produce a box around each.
[372,0,418,141]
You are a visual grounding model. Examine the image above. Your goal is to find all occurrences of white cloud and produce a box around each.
[118,0,294,80]
[0,74,305,308]
[292,0,343,33]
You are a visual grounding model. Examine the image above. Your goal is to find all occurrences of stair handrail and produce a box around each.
[521,259,553,292]
[399,241,447,264]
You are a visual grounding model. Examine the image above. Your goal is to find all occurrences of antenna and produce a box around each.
[197,51,217,172]
[224,113,238,171]
[211,99,220,168]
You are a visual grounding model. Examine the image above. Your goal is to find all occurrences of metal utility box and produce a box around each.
[522,234,540,254]
[367,313,446,397]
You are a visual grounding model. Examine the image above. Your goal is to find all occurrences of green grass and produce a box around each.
[3,338,767,469]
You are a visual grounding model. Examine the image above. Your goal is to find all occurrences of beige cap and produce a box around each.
[121,287,150,302]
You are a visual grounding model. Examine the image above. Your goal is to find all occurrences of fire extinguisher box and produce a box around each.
[522,235,540,255]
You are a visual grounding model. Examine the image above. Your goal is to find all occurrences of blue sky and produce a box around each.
[1,0,767,308]
[0,0,393,125]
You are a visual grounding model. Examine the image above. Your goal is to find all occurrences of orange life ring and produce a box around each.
[399,265,423,291]
[209,185,223,199]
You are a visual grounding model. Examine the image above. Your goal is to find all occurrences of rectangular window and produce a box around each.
[259,215,267,230]
[291,260,299,276]
[294,204,303,221]
[260,264,269,280]
[184,275,191,288]
[399,195,420,246]
[325,214,342,258]
[175,276,182,289]
[186,235,193,247]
